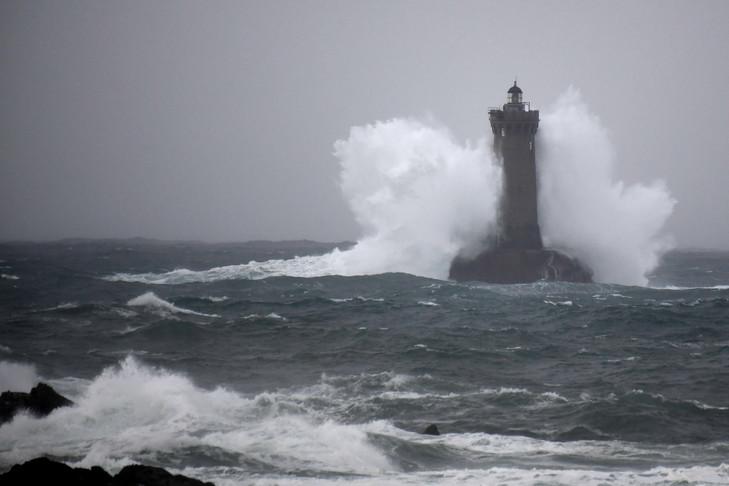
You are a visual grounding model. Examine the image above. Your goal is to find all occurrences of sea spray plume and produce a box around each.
[105,119,500,283]
[332,118,501,279]
[538,88,676,285]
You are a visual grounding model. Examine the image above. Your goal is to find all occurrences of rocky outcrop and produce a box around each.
[422,424,440,435]
[0,457,111,486]
[0,383,73,424]
[449,248,592,284]
[0,457,215,486]
[113,464,214,486]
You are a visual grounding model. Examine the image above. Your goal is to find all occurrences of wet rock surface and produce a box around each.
[449,248,593,283]
[0,457,215,486]
[0,383,73,424]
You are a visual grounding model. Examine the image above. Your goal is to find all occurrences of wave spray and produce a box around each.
[109,89,675,286]
[537,89,675,285]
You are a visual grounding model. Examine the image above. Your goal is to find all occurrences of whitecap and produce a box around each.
[544,299,573,306]
[113,308,138,318]
[40,302,79,312]
[0,356,393,475]
[356,296,385,302]
[202,296,229,302]
[658,284,729,290]
[113,325,146,336]
[126,292,218,318]
[242,313,286,321]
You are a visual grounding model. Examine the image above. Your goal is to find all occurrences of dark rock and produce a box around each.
[0,457,112,485]
[0,458,215,486]
[422,424,440,435]
[0,383,73,424]
[449,248,592,284]
[28,383,74,415]
[113,464,214,486]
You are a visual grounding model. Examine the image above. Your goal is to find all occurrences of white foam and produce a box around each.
[203,295,229,302]
[1,274,19,280]
[0,361,39,391]
[657,284,729,291]
[106,255,344,284]
[538,88,675,286]
[0,357,393,475]
[40,302,79,312]
[242,313,286,321]
[417,300,439,306]
[126,292,219,318]
[204,464,729,486]
[544,299,573,306]
[113,308,138,318]
[357,296,384,302]
[689,400,729,411]
[113,325,146,336]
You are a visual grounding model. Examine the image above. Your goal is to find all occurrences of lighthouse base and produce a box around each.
[449,248,592,284]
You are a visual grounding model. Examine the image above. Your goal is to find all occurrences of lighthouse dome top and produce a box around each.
[506,81,523,105]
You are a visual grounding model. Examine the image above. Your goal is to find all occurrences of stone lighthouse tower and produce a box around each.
[448,81,592,283]
[490,81,543,249]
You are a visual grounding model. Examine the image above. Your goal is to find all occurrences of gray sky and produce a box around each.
[2,0,728,248]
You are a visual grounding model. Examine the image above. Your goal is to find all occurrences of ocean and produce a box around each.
[1,240,728,485]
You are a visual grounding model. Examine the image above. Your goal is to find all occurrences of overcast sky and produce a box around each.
[2,0,728,248]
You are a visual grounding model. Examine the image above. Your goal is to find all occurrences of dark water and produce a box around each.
[1,240,728,485]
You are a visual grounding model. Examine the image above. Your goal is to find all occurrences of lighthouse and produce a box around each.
[490,81,543,250]
[448,82,592,283]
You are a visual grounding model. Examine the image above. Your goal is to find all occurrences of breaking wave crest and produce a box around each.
[105,90,674,286]
[0,357,394,475]
[1,358,727,484]
[127,292,219,318]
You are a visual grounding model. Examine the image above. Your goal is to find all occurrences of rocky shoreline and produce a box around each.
[0,383,215,485]
[0,382,73,424]
[0,457,214,486]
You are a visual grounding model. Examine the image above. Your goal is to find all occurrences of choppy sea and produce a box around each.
[1,240,728,485]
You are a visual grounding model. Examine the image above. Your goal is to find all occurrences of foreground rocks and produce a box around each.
[0,457,215,486]
[0,385,214,484]
[449,248,593,284]
[0,383,73,424]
